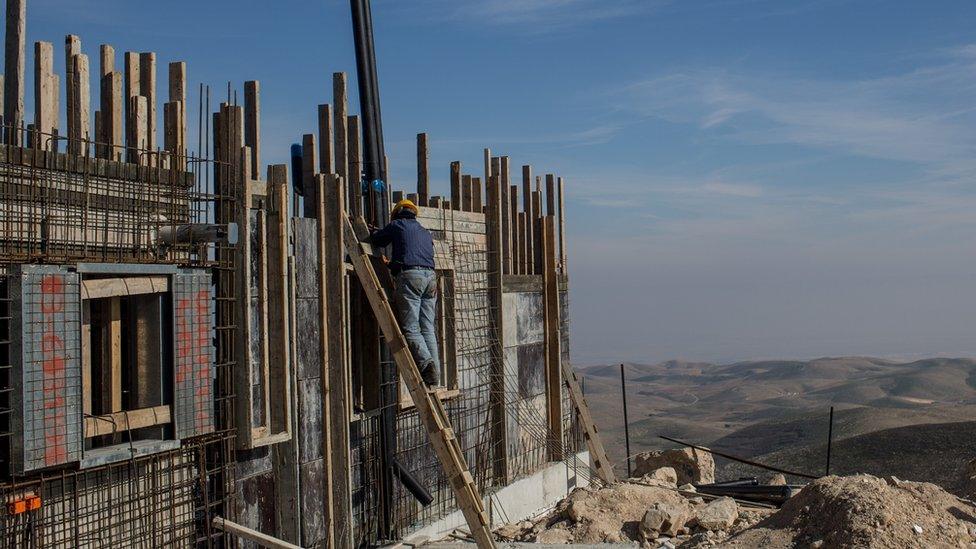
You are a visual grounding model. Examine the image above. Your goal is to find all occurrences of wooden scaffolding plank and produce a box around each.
[561,360,617,485]
[341,212,496,549]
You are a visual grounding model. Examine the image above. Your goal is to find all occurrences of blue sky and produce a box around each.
[27,0,976,364]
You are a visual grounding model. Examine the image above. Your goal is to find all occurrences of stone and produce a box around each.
[695,497,739,531]
[642,467,678,486]
[679,483,696,492]
[633,447,715,484]
[639,501,694,540]
[495,523,524,540]
[536,527,573,544]
[768,473,787,486]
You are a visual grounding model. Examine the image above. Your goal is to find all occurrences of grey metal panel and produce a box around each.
[10,264,83,473]
[172,268,216,439]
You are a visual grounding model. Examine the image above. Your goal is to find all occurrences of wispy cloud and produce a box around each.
[618,45,976,185]
[392,0,667,30]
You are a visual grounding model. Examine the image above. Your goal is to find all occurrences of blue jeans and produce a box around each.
[394,268,440,385]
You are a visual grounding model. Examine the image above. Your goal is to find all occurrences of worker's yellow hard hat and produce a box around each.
[392,198,418,216]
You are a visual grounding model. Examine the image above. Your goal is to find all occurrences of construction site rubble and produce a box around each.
[493,467,976,548]
[633,447,716,484]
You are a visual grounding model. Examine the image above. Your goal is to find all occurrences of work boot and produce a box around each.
[420,362,441,388]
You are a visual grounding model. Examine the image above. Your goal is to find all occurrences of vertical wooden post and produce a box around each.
[333,72,348,185]
[129,95,148,164]
[168,61,186,161]
[417,132,429,206]
[486,173,509,483]
[64,35,80,154]
[318,104,334,174]
[557,177,567,274]
[34,41,58,151]
[542,216,563,460]
[301,133,318,217]
[509,183,519,275]
[392,190,404,203]
[102,70,123,161]
[348,115,362,217]
[471,176,483,213]
[168,61,186,104]
[461,174,473,212]
[124,52,140,161]
[138,52,156,150]
[4,0,26,145]
[522,165,533,274]
[532,189,542,275]
[406,192,418,204]
[450,161,462,210]
[500,157,511,274]
[70,53,90,156]
[312,173,336,548]
[545,174,556,216]
[323,173,353,549]
[518,212,527,275]
[244,81,261,176]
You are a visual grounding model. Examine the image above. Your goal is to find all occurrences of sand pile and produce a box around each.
[722,474,976,548]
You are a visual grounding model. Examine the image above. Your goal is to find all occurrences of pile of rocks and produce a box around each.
[494,447,772,548]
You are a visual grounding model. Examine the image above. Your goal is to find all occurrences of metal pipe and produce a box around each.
[620,364,631,478]
[826,406,834,476]
[658,435,818,480]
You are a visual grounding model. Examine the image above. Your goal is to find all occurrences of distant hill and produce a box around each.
[577,357,976,481]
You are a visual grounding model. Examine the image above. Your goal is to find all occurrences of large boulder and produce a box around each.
[633,447,715,484]
[695,497,738,531]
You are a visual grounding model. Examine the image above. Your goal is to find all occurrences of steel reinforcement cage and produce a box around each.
[0,126,239,548]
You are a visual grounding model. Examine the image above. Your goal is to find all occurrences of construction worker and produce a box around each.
[367,199,441,388]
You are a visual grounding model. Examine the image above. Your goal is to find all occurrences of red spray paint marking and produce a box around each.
[39,275,67,466]
[175,286,213,434]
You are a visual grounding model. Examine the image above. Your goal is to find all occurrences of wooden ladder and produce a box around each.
[561,364,618,485]
[342,213,496,549]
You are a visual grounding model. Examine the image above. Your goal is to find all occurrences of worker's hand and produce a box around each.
[381,255,390,265]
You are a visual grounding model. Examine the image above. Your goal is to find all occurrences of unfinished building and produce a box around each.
[0,1,607,547]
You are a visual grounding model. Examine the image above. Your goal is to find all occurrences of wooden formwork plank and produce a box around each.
[417,132,429,206]
[34,41,57,150]
[342,212,496,549]
[509,183,519,275]
[450,161,462,211]
[266,165,292,433]
[128,95,148,164]
[323,174,353,548]
[522,166,533,274]
[301,133,317,217]
[531,189,542,275]
[471,176,483,213]
[461,174,473,212]
[314,175,337,549]
[542,216,563,460]
[561,360,617,485]
[4,0,26,145]
[348,115,362,218]
[64,35,80,154]
[486,174,509,483]
[499,157,511,275]
[245,81,261,176]
[318,103,334,174]
[333,72,348,185]
[557,177,566,273]
[70,53,90,156]
[84,405,171,437]
[139,52,157,150]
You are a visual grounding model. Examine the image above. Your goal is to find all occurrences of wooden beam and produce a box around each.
[417,133,429,206]
[318,104,334,174]
[33,41,57,151]
[546,174,556,216]
[100,45,123,160]
[557,177,566,274]
[509,183,520,275]
[518,212,527,275]
[301,133,317,217]
[99,44,114,77]
[324,174,353,548]
[471,176,483,213]
[138,52,157,150]
[70,53,90,156]
[267,165,292,437]
[168,61,186,103]
[348,115,362,218]
[245,81,261,176]
[65,35,80,154]
[532,190,542,275]
[499,157,511,275]
[333,72,348,185]
[128,95,148,164]
[314,175,337,548]
[124,52,140,161]
[212,517,305,549]
[522,166,533,274]
[81,276,168,300]
[461,174,473,212]
[485,174,509,483]
[4,0,26,145]
[450,161,462,211]
[99,297,123,413]
[84,405,171,438]
[542,216,563,460]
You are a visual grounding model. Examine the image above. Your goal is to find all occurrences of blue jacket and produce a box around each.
[368,213,435,272]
